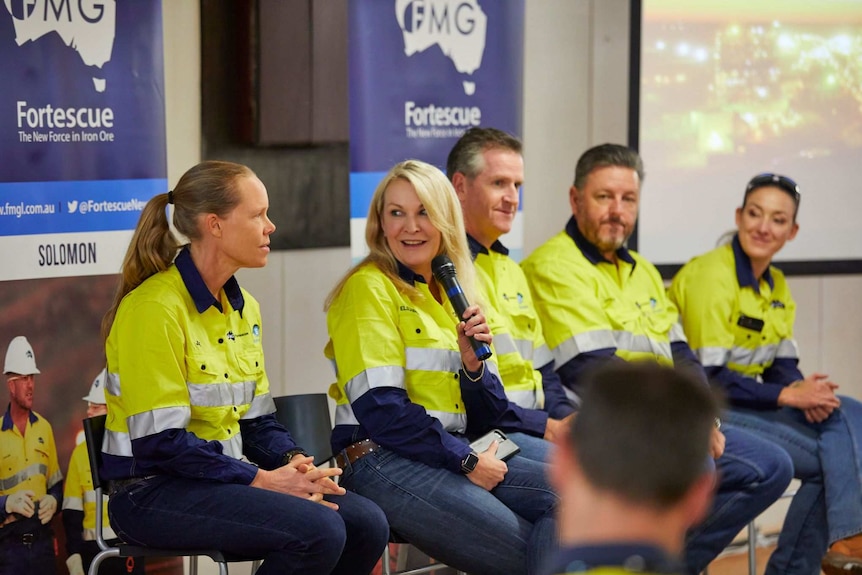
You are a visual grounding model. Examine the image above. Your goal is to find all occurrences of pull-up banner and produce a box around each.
[0,0,166,281]
[349,0,525,261]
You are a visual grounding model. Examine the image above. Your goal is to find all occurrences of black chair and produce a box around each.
[270,394,464,575]
[83,415,237,575]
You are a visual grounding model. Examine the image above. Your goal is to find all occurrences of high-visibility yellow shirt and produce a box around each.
[62,440,114,541]
[522,223,682,372]
[103,248,274,483]
[0,408,62,522]
[669,237,801,408]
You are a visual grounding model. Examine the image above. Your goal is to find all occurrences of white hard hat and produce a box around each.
[4,336,40,376]
[83,368,107,404]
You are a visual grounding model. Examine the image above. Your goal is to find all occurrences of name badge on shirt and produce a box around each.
[737,314,765,332]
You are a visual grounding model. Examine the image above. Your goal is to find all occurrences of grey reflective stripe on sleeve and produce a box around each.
[62,495,83,511]
[106,371,121,397]
[242,392,276,419]
[187,380,256,408]
[669,323,688,343]
[218,434,244,460]
[344,366,406,402]
[552,329,617,366]
[514,338,533,360]
[534,344,553,368]
[493,333,519,355]
[83,491,97,504]
[614,331,672,359]
[697,346,731,368]
[0,463,48,491]
[405,347,461,372]
[47,469,63,490]
[104,429,133,457]
[426,409,467,433]
[506,389,539,410]
[776,339,800,359]
[127,405,192,441]
[333,403,360,426]
[728,344,779,367]
[84,523,116,541]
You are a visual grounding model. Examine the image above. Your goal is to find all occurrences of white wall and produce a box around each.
[163,1,862,570]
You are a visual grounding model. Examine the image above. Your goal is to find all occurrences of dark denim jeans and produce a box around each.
[727,395,862,575]
[683,424,794,575]
[340,441,558,575]
[107,475,388,575]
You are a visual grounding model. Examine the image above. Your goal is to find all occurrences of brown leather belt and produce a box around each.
[334,439,381,469]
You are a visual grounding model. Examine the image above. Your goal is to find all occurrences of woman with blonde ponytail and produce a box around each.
[100,161,387,575]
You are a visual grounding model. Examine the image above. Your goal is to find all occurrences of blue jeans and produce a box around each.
[683,424,794,574]
[0,526,55,575]
[107,475,389,575]
[506,431,552,463]
[340,442,559,575]
[727,396,862,575]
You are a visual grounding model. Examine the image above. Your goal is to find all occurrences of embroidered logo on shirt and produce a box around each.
[771,300,786,309]
[226,331,235,341]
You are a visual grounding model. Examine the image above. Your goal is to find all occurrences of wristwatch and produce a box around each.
[460,451,479,474]
[282,448,309,466]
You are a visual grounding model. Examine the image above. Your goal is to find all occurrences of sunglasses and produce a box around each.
[744,173,801,206]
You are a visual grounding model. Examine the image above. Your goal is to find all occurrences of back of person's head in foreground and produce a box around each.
[325,159,479,309]
[550,363,718,552]
[102,161,256,340]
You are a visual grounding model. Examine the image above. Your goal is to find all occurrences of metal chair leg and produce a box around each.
[748,521,758,575]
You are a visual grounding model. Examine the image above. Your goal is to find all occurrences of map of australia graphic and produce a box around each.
[4,0,116,92]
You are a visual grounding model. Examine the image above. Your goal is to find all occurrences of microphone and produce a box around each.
[431,254,493,362]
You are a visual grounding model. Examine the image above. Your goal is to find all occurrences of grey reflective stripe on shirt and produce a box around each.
[47,469,63,490]
[552,329,617,365]
[104,429,133,457]
[426,409,467,433]
[507,389,539,410]
[669,323,688,343]
[534,344,553,368]
[127,405,192,441]
[187,380,256,408]
[106,370,121,397]
[486,360,501,380]
[615,331,672,359]
[729,344,779,367]
[62,495,83,511]
[333,403,360,426]
[405,347,460,372]
[776,339,800,359]
[0,463,48,491]
[494,332,519,355]
[218,434,244,459]
[83,491,97,504]
[697,347,731,368]
[243,392,276,419]
[344,366,406,402]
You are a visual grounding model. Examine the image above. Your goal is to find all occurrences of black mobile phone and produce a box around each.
[468,429,520,461]
[737,314,765,332]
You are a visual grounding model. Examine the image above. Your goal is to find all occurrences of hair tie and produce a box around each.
[167,190,174,204]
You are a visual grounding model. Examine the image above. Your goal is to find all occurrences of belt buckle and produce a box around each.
[22,533,34,545]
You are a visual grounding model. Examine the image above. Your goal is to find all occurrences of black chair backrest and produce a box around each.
[83,414,109,491]
[272,393,333,462]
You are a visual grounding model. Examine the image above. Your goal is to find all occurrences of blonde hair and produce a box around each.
[325,159,480,309]
[102,161,255,341]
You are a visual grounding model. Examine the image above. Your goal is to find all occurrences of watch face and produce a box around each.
[461,452,479,474]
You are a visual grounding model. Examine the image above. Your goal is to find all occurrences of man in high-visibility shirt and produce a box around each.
[0,336,62,575]
[447,127,576,461]
[62,369,143,575]
[546,363,719,575]
[521,143,793,575]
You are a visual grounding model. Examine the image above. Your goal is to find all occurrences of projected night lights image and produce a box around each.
[637,0,862,267]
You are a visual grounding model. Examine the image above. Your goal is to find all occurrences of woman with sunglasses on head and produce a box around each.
[669,174,862,575]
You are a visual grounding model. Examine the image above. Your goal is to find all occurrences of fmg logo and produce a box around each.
[399,0,480,36]
[5,0,108,24]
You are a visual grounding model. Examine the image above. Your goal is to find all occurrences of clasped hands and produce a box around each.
[251,455,345,510]
[4,491,57,524]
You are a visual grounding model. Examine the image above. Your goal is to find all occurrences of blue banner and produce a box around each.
[349,0,524,260]
[0,0,166,279]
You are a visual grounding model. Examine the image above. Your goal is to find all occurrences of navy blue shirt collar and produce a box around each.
[396,260,428,285]
[548,543,683,574]
[2,404,38,431]
[467,234,509,259]
[565,216,636,269]
[731,234,773,294]
[175,246,245,315]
